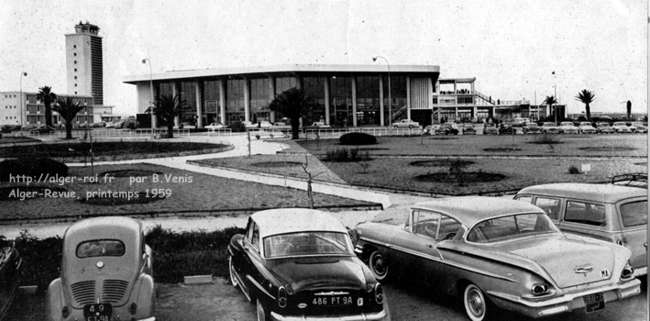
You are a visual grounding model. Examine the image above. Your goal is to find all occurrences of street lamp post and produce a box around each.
[19,71,27,127]
[142,58,155,139]
[373,56,391,126]
[552,71,558,125]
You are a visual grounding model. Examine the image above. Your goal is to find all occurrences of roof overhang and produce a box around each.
[124,64,440,84]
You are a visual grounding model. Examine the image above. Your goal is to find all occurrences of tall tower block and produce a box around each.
[65,21,103,105]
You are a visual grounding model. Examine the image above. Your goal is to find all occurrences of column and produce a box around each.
[151,83,158,128]
[406,76,411,120]
[351,76,357,127]
[172,82,179,127]
[219,80,226,124]
[324,77,330,125]
[195,81,203,128]
[455,107,459,120]
[268,76,275,122]
[473,106,478,120]
[379,77,384,126]
[243,78,250,122]
[427,77,434,125]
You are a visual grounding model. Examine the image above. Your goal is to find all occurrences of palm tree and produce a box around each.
[36,86,57,127]
[543,96,558,124]
[575,89,596,120]
[53,97,84,139]
[269,88,310,139]
[626,100,632,120]
[154,94,185,138]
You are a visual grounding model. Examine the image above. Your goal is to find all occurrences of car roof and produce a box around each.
[518,183,646,203]
[252,208,348,238]
[65,216,142,237]
[411,196,544,227]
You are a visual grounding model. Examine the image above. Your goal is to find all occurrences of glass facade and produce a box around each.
[329,76,353,127]
[302,76,325,125]
[203,80,220,124]
[226,79,245,123]
[356,76,380,126]
[250,78,271,122]
[382,76,407,123]
[275,77,297,95]
[179,81,196,124]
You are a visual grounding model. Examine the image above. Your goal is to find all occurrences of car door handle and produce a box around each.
[644,242,647,249]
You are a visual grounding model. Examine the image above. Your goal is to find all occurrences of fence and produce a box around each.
[303,127,423,140]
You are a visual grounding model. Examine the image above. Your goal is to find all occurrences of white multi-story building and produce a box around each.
[65,21,103,105]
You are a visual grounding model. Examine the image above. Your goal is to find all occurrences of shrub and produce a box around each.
[14,230,63,292]
[568,165,581,174]
[0,158,68,182]
[339,132,377,145]
[228,121,247,133]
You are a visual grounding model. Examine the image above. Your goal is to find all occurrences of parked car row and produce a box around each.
[15,176,644,321]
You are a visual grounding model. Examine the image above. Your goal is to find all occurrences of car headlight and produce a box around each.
[277,286,288,308]
[621,262,634,280]
[530,283,551,296]
[374,283,384,304]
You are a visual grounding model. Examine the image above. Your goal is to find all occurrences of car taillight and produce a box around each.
[277,286,287,308]
[530,283,550,296]
[374,283,384,304]
[129,302,137,314]
[62,306,70,318]
[621,262,634,280]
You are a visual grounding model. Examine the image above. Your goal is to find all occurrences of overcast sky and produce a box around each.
[0,0,647,116]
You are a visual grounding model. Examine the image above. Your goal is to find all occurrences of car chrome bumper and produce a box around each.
[270,309,389,321]
[633,266,647,277]
[487,279,641,319]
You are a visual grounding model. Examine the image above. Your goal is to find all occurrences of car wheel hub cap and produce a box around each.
[372,256,386,275]
[469,291,484,316]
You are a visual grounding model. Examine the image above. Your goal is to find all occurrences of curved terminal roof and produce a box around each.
[517,183,646,203]
[124,64,440,84]
[411,196,544,227]
[251,208,348,238]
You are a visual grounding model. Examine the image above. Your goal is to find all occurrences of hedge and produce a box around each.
[339,132,377,145]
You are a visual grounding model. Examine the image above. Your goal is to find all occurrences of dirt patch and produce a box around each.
[0,186,67,201]
[579,146,636,152]
[251,161,304,168]
[414,171,506,183]
[482,147,522,152]
[409,159,475,167]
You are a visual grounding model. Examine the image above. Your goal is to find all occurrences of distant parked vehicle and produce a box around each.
[613,121,634,133]
[47,217,155,321]
[205,122,225,130]
[434,123,459,135]
[596,122,615,134]
[309,121,331,128]
[392,119,420,129]
[91,122,106,128]
[29,125,55,135]
[516,183,647,277]
[578,121,597,134]
[559,121,579,134]
[498,124,516,135]
[483,125,499,135]
[541,122,561,134]
[611,173,647,189]
[522,123,543,134]
[461,125,476,135]
[631,122,647,133]
[511,117,530,127]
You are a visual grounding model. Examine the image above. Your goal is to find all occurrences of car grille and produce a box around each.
[70,280,96,306]
[102,279,129,303]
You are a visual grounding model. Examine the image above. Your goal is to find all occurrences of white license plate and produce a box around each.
[312,296,354,306]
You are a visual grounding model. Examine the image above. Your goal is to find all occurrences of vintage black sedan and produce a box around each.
[228,208,390,321]
[352,197,641,321]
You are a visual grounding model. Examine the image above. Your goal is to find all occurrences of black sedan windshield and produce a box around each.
[264,232,352,258]
[467,213,558,243]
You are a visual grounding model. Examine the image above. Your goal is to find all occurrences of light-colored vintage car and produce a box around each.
[578,121,597,134]
[541,122,561,134]
[392,119,420,129]
[612,121,634,133]
[352,196,640,321]
[597,122,616,134]
[47,217,155,321]
[558,121,579,134]
[228,209,390,321]
[515,183,647,277]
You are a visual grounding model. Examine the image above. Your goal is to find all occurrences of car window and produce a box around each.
[534,197,561,220]
[412,210,441,239]
[564,201,606,226]
[76,239,125,258]
[619,200,648,228]
[467,213,557,243]
[263,232,351,258]
[436,215,462,241]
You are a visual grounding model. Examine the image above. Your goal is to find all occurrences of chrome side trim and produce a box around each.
[359,237,516,283]
[270,309,388,321]
[633,266,647,277]
[232,268,252,302]
[247,275,276,301]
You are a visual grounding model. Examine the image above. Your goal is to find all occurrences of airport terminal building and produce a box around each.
[124,64,440,127]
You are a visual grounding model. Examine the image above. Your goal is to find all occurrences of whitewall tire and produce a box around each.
[368,250,389,281]
[463,283,488,321]
[256,299,267,321]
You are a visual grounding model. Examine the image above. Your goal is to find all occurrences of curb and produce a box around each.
[276,151,647,160]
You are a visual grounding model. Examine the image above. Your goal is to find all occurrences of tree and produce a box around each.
[36,86,57,127]
[154,94,185,138]
[626,100,632,120]
[268,88,310,139]
[575,89,596,120]
[543,96,558,124]
[52,97,84,139]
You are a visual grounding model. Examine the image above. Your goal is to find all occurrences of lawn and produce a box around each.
[0,163,379,221]
[297,134,648,157]
[0,141,232,161]
[0,136,40,144]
